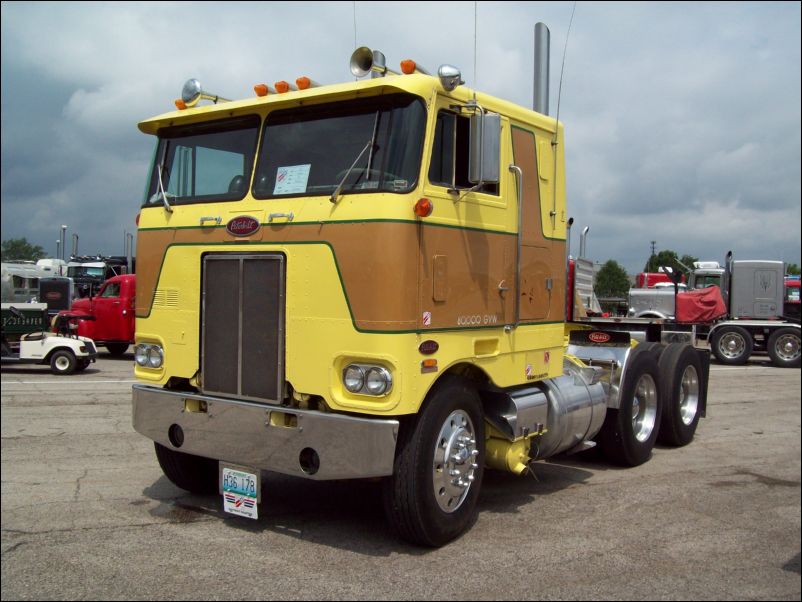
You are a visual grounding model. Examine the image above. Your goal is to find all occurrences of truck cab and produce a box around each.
[61,274,135,355]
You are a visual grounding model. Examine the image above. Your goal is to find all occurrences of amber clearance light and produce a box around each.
[414,198,434,218]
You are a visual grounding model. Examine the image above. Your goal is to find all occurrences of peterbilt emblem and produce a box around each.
[589,332,612,343]
[226,216,260,237]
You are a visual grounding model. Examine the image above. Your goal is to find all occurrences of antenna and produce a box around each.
[550,2,577,226]
[474,1,478,89]
[553,1,576,136]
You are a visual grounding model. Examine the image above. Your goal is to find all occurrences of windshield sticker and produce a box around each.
[274,164,311,195]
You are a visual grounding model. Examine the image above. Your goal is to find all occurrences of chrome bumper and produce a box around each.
[132,385,399,480]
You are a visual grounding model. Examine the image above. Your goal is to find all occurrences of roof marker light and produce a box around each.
[275,81,297,94]
[400,60,430,75]
[174,99,187,110]
[254,83,276,97]
[296,77,318,90]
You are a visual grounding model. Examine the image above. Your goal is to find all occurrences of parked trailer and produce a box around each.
[130,26,710,546]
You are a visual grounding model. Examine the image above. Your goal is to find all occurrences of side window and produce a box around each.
[100,283,121,298]
[428,110,498,195]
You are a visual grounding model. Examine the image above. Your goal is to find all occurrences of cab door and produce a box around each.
[510,126,565,323]
[419,100,515,330]
[92,280,125,341]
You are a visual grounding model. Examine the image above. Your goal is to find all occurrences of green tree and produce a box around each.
[644,249,698,280]
[1,238,46,262]
[786,263,800,275]
[594,259,630,299]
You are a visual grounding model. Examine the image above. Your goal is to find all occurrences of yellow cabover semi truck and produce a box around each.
[132,25,709,546]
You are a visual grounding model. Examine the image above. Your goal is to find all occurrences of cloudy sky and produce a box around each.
[2,1,800,273]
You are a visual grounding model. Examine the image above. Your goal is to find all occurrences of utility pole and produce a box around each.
[650,240,657,257]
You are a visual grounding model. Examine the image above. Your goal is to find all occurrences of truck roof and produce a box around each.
[138,73,562,137]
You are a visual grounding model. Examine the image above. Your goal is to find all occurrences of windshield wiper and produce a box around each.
[329,140,373,204]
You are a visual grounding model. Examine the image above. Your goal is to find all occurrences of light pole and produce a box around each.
[60,225,68,261]
[56,239,61,261]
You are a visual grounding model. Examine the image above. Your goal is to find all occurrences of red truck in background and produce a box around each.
[58,274,135,356]
[635,270,686,288]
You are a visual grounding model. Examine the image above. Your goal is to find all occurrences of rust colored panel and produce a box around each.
[419,226,515,329]
[511,128,543,246]
[135,221,420,331]
[432,255,448,302]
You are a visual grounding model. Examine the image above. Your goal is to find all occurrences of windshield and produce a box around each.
[253,93,425,199]
[143,115,260,206]
[68,267,105,278]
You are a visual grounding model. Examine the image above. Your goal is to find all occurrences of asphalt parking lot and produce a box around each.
[1,352,800,600]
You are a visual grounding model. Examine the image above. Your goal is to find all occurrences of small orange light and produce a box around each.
[400,60,417,75]
[414,198,434,218]
[135,213,140,226]
[275,80,296,93]
[254,83,270,97]
[174,99,187,110]
[296,76,314,90]
[421,358,438,373]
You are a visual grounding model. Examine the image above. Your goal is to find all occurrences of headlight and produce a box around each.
[342,363,392,396]
[365,367,392,395]
[135,344,149,366]
[343,365,365,393]
[147,345,164,368]
[135,343,164,368]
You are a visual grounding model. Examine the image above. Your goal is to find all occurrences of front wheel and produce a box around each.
[50,349,77,375]
[767,327,801,368]
[598,345,662,466]
[154,443,218,494]
[382,375,485,547]
[105,342,130,356]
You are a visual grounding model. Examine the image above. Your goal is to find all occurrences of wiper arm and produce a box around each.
[330,140,373,204]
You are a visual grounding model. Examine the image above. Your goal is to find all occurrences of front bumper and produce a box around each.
[132,385,399,480]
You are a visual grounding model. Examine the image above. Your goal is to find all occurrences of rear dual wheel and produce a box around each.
[767,327,801,368]
[598,344,662,466]
[657,343,702,446]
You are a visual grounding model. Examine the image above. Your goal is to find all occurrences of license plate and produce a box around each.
[220,463,260,520]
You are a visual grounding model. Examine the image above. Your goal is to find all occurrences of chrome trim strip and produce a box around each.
[132,385,399,480]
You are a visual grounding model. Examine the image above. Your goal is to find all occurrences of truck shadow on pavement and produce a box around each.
[143,456,599,556]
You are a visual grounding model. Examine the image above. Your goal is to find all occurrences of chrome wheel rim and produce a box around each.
[631,374,658,442]
[718,332,746,360]
[678,365,700,426]
[775,333,800,362]
[432,410,478,513]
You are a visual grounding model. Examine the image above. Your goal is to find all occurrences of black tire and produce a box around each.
[710,325,752,365]
[382,375,485,547]
[106,342,130,356]
[50,349,77,375]
[767,327,801,368]
[598,345,662,466]
[657,344,703,446]
[76,359,91,372]
[154,442,218,494]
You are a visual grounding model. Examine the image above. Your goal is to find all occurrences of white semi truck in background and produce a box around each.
[615,251,799,368]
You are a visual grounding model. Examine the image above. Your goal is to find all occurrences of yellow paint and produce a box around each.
[135,73,569,419]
